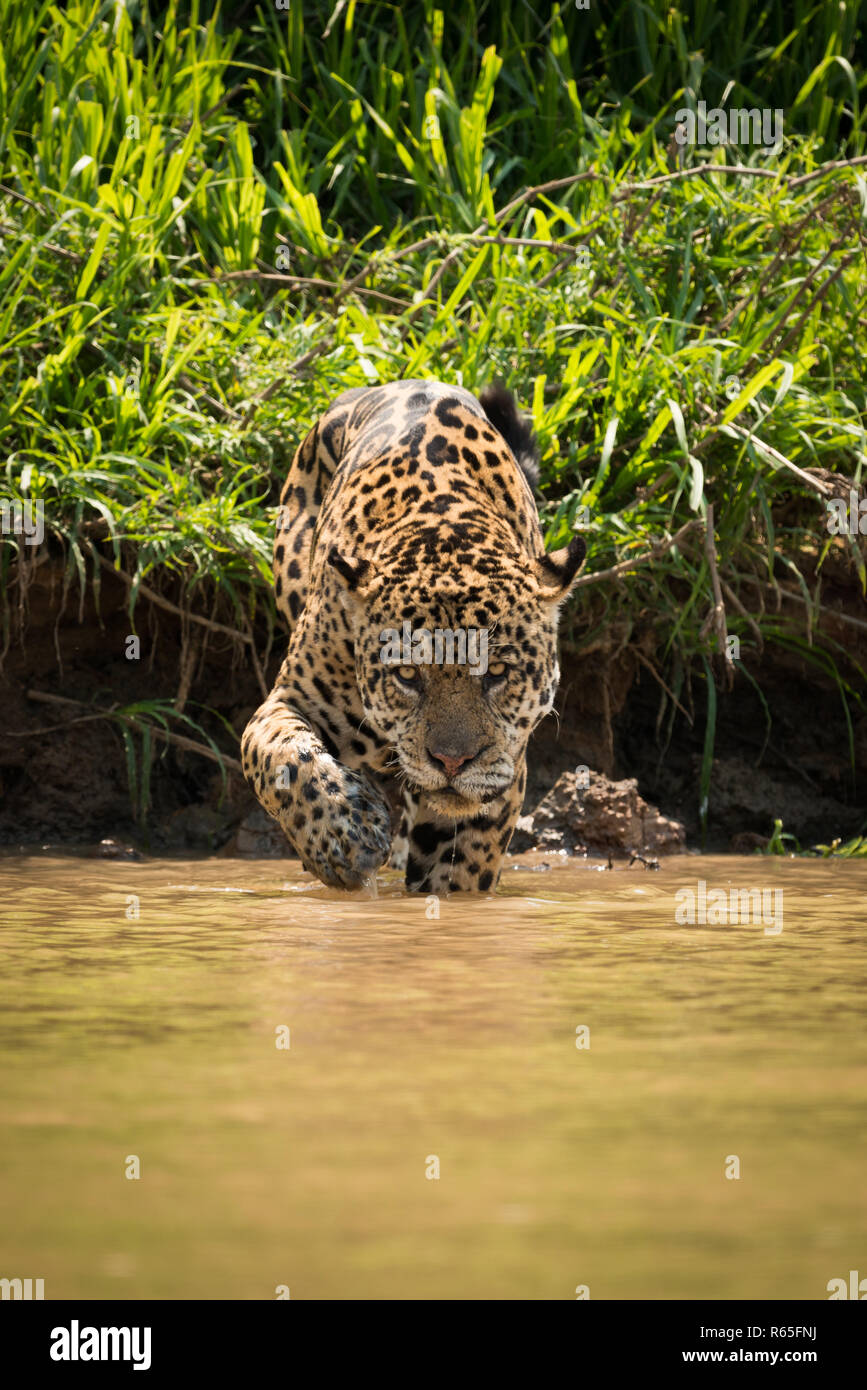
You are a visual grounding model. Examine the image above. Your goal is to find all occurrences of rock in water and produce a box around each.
[514,770,685,858]
[89,838,145,861]
[224,806,299,859]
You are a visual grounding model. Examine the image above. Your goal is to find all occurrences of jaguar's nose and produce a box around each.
[427,747,480,780]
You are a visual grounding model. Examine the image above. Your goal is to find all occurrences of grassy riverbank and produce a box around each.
[1,0,865,843]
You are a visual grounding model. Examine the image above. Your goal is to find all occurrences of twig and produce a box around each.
[633,648,693,723]
[23,690,243,772]
[7,711,112,736]
[535,253,573,289]
[316,153,867,310]
[721,578,764,653]
[0,183,49,216]
[84,543,255,644]
[716,189,845,334]
[719,423,834,496]
[240,340,332,428]
[694,401,833,496]
[589,189,664,300]
[570,518,701,590]
[337,236,444,298]
[175,372,242,421]
[162,83,248,156]
[738,576,867,634]
[470,234,588,254]
[213,269,411,308]
[788,155,867,190]
[612,162,778,196]
[773,250,859,360]
[701,503,732,687]
[174,624,202,714]
[400,246,464,334]
[753,225,856,361]
[492,169,601,225]
[257,153,866,337]
[238,610,269,701]
[0,221,84,262]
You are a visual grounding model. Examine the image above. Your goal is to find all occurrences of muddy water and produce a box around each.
[0,853,864,1300]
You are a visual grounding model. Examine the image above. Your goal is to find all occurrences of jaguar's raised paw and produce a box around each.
[287,762,392,890]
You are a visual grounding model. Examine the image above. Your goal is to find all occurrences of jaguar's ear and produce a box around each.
[533,535,586,603]
[328,547,372,604]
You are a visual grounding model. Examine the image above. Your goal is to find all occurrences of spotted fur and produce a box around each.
[241,379,585,892]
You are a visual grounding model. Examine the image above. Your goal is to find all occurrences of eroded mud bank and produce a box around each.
[1,556,864,857]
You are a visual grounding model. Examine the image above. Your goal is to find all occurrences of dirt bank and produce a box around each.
[1,554,864,857]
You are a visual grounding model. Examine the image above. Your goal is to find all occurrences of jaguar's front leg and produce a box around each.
[404,762,526,894]
[241,693,392,889]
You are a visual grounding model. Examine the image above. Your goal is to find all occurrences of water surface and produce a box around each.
[0,853,864,1299]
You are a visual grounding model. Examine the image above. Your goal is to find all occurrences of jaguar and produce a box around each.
[240,378,584,892]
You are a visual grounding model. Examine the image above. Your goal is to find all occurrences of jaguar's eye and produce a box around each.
[483,661,509,691]
[395,665,420,687]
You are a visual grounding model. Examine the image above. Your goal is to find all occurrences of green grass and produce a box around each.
[763,819,867,856]
[1,0,866,818]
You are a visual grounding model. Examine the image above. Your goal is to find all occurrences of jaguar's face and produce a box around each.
[360,602,559,818]
[328,537,585,819]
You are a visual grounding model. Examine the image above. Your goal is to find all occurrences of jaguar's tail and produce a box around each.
[478,383,540,492]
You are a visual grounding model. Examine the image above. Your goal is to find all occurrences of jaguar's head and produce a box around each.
[328,533,585,819]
